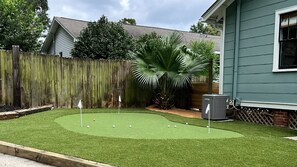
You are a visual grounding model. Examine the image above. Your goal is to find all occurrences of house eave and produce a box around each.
[201,0,234,23]
[54,18,76,39]
[41,18,58,53]
[41,17,76,53]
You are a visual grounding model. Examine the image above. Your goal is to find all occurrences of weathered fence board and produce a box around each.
[0,51,13,105]
[0,51,151,108]
[12,46,21,107]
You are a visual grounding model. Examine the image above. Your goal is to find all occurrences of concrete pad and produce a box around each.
[0,141,113,167]
[0,153,54,167]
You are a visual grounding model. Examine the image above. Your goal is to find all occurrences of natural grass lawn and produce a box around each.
[0,108,296,167]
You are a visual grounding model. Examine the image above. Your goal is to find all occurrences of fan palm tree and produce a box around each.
[130,32,208,109]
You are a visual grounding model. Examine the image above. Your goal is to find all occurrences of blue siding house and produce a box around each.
[202,0,297,128]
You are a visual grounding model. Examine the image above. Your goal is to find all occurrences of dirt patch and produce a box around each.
[146,105,201,118]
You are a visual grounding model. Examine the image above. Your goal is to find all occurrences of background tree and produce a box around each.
[185,40,219,79]
[130,32,207,109]
[190,21,220,36]
[136,32,162,56]
[71,15,135,59]
[0,0,50,51]
[27,0,50,30]
[119,18,136,25]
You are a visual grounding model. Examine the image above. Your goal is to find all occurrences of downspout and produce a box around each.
[232,0,241,105]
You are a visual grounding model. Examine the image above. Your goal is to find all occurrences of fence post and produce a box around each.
[12,45,21,107]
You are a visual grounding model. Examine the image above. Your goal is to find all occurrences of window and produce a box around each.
[273,6,297,72]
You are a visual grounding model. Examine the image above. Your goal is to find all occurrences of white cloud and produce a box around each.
[120,0,130,11]
[60,6,89,20]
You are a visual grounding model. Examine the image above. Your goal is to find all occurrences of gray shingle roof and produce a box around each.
[46,17,221,52]
[55,17,88,38]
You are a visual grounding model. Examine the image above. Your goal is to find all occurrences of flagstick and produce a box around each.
[80,107,83,127]
[78,100,83,127]
[205,103,211,133]
[208,108,211,133]
[118,95,121,114]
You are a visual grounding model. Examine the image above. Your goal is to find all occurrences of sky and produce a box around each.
[47,0,216,31]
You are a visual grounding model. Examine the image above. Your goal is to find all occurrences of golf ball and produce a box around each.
[87,125,90,128]
[174,125,177,128]
[168,125,170,128]
[129,125,132,128]
[113,125,115,128]
[186,122,188,125]
[206,125,209,128]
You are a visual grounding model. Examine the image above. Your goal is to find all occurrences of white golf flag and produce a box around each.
[119,95,121,102]
[205,104,210,114]
[78,100,83,109]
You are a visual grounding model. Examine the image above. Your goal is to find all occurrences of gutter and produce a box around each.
[232,0,241,105]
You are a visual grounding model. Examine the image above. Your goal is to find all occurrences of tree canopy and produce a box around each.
[136,32,162,54]
[0,0,50,51]
[190,21,220,36]
[187,40,219,79]
[119,18,136,25]
[71,15,135,59]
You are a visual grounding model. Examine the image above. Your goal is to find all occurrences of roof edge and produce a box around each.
[41,17,59,52]
[201,0,234,22]
[54,17,77,39]
[201,0,226,21]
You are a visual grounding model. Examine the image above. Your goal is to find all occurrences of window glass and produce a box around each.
[279,40,297,68]
[279,11,297,69]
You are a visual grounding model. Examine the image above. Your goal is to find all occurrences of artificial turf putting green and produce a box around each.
[55,113,243,139]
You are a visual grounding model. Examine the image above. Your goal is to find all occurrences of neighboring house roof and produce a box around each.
[201,0,234,22]
[41,17,221,54]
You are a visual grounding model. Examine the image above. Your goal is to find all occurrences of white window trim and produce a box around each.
[273,5,297,72]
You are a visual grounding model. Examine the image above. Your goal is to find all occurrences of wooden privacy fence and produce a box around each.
[0,50,151,108]
[191,82,219,109]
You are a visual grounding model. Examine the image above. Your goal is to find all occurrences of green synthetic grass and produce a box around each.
[0,108,296,167]
[55,113,243,139]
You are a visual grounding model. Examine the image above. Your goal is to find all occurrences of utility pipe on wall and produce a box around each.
[232,0,241,103]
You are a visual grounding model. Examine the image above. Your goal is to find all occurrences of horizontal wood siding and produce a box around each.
[55,27,74,57]
[227,0,297,104]
[223,2,237,97]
